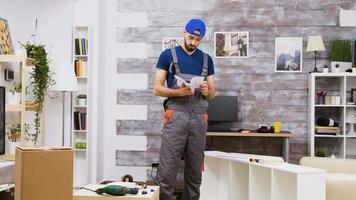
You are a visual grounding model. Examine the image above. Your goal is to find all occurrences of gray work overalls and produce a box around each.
[157,47,209,200]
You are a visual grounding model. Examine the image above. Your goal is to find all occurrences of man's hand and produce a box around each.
[177,85,193,97]
[200,81,209,96]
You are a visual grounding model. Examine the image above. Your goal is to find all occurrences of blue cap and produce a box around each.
[185,19,206,37]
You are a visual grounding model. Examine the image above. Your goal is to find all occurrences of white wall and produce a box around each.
[0,0,74,147]
[1,0,149,183]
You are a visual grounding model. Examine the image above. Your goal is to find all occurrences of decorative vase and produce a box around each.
[8,141,20,154]
[77,98,87,106]
[24,138,38,148]
[6,92,21,105]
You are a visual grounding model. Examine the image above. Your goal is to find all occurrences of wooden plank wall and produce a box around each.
[115,0,356,177]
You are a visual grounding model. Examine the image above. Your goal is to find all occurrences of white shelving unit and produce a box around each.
[309,73,356,159]
[201,151,326,200]
[71,26,90,187]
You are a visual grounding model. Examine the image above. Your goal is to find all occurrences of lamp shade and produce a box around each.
[306,36,326,52]
[49,62,78,92]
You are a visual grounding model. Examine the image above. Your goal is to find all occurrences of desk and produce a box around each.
[207,132,293,162]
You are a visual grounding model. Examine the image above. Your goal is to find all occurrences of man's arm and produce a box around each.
[200,75,216,99]
[153,69,193,97]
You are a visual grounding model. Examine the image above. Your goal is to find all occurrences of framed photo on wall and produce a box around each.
[0,17,14,55]
[214,31,249,58]
[275,37,303,72]
[162,37,183,51]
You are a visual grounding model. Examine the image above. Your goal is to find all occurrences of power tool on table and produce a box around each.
[95,185,139,196]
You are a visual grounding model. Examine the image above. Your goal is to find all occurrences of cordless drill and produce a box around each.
[95,185,139,196]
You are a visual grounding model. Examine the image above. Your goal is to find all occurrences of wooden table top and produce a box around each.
[207,131,293,137]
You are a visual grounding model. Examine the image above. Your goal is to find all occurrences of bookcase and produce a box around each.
[72,26,90,187]
[309,73,356,159]
[0,56,44,149]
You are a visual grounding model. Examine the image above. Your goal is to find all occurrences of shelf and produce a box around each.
[0,55,35,66]
[5,101,37,112]
[5,104,22,112]
[74,105,87,108]
[312,73,352,77]
[73,130,87,133]
[314,104,343,107]
[315,134,344,138]
[346,135,356,138]
[73,149,87,152]
[76,76,87,79]
[25,101,36,111]
[74,55,88,58]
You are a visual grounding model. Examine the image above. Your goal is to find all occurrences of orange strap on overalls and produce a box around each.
[163,109,175,125]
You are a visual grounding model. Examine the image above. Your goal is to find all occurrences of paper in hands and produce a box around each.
[174,75,204,94]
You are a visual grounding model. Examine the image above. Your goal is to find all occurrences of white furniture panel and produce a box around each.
[202,151,326,200]
[201,156,230,200]
[273,170,297,200]
[250,164,272,200]
[230,160,249,200]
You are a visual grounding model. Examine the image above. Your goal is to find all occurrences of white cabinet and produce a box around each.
[201,151,326,200]
[309,73,356,158]
[71,26,91,187]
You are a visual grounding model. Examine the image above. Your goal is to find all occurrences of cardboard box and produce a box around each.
[15,147,73,200]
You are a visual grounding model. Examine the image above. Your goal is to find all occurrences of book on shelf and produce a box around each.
[74,38,88,55]
[74,111,87,130]
[315,125,339,130]
[315,126,341,135]
[74,59,87,77]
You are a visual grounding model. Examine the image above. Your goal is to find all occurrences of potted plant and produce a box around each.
[330,39,352,72]
[77,94,87,106]
[257,109,266,127]
[21,42,55,146]
[322,65,329,73]
[7,122,30,153]
[7,81,22,105]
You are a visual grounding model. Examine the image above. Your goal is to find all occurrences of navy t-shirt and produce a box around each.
[156,46,215,88]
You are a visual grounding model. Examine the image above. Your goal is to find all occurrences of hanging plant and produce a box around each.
[20,42,55,145]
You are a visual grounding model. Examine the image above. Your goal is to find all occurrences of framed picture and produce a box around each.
[162,37,183,51]
[0,17,14,55]
[214,31,249,58]
[275,37,303,72]
[351,88,356,103]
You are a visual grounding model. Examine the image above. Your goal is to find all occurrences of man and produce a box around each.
[153,19,216,200]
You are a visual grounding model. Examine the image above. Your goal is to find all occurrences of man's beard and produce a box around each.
[184,40,196,52]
